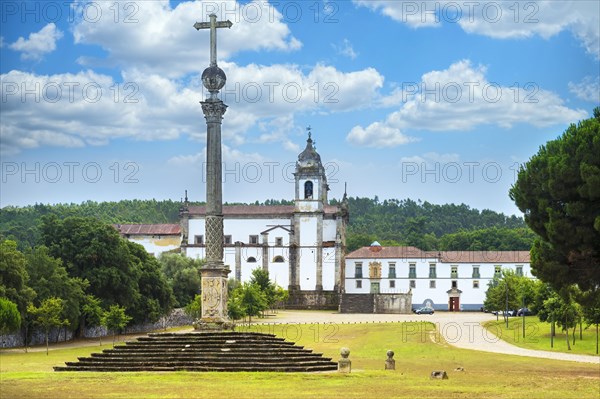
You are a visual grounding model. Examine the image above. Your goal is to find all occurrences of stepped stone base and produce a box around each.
[54,331,337,372]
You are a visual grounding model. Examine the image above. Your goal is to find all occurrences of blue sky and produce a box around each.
[1,0,599,215]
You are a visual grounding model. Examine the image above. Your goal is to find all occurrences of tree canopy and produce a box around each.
[510,108,600,292]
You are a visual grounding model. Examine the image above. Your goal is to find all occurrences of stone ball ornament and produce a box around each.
[340,347,350,358]
[202,65,226,93]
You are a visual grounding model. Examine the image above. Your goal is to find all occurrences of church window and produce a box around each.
[388,263,396,278]
[249,235,259,244]
[451,266,458,278]
[247,257,257,263]
[224,235,232,245]
[409,280,416,289]
[473,280,480,289]
[273,256,285,263]
[472,266,480,278]
[275,237,283,246]
[304,181,313,199]
[430,280,436,289]
[354,263,363,278]
[429,263,437,278]
[516,265,523,276]
[451,280,458,289]
[194,235,204,245]
[389,280,395,289]
[409,264,416,278]
[356,280,362,289]
[494,266,502,277]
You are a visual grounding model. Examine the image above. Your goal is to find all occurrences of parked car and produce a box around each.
[517,308,533,316]
[491,310,517,316]
[414,307,435,315]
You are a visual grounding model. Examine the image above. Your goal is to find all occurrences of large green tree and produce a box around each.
[41,216,172,324]
[158,253,203,307]
[0,297,21,334]
[25,246,88,331]
[510,109,600,292]
[0,240,36,321]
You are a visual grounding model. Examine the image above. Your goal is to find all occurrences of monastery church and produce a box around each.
[117,133,532,312]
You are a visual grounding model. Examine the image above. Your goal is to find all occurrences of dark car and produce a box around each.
[415,307,435,314]
[517,308,533,316]
[492,310,517,316]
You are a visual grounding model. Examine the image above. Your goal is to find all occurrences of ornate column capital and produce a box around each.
[201,100,228,123]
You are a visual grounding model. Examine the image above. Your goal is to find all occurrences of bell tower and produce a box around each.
[290,128,329,292]
[294,128,328,210]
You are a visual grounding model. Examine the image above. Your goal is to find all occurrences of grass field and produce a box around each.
[483,316,600,356]
[1,322,599,399]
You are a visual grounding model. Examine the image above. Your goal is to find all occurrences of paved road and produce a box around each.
[254,310,600,364]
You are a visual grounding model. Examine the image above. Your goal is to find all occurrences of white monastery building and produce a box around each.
[343,246,532,311]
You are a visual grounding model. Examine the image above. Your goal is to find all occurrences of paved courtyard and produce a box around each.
[251,310,600,364]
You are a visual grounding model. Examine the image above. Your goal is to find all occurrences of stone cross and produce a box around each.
[194,14,233,67]
[193,14,234,331]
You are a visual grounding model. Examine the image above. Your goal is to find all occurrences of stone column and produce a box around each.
[196,97,232,330]
[315,213,323,291]
[262,233,269,273]
[234,241,241,281]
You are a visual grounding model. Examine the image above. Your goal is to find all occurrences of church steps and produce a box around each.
[55,331,337,372]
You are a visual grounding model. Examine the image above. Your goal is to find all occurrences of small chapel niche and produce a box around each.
[304,181,314,199]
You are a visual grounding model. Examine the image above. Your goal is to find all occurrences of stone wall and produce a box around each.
[0,309,193,349]
[286,290,339,310]
[340,293,412,314]
[339,294,375,313]
[374,293,412,313]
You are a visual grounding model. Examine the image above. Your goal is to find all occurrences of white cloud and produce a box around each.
[354,0,600,59]
[347,59,587,147]
[568,76,600,103]
[333,39,358,60]
[72,0,302,78]
[1,61,385,155]
[347,122,418,148]
[9,23,63,60]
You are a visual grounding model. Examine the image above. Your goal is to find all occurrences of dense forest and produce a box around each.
[0,197,533,251]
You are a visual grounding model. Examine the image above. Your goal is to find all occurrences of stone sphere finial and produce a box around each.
[340,347,350,358]
[387,350,394,358]
[202,65,226,94]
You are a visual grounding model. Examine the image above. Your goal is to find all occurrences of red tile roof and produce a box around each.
[346,246,430,259]
[439,250,530,263]
[346,246,530,263]
[114,224,181,235]
[188,204,339,216]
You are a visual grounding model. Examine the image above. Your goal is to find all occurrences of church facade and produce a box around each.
[179,134,349,308]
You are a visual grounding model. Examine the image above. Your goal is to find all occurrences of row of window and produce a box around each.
[355,280,480,289]
[246,256,285,263]
[354,263,523,279]
[194,235,284,246]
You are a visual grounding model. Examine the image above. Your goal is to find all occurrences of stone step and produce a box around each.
[119,341,298,349]
[87,351,323,359]
[55,331,337,373]
[55,364,338,372]
[67,359,334,367]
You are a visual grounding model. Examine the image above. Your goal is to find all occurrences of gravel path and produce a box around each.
[256,310,600,364]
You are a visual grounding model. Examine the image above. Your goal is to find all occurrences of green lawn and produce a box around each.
[1,322,598,399]
[483,316,600,356]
